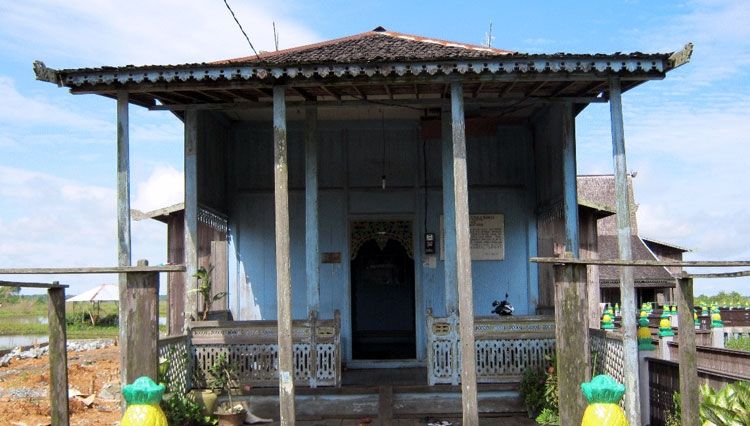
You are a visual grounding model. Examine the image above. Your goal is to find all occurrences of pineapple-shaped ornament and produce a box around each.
[120,376,168,426]
[580,374,628,426]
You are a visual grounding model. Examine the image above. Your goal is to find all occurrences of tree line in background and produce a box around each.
[694,291,750,308]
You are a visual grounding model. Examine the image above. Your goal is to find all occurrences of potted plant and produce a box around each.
[207,354,246,426]
[191,265,227,321]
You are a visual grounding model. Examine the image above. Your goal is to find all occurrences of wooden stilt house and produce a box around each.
[34,27,692,423]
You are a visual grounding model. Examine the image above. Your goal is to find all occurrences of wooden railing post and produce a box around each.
[309,310,318,388]
[123,259,160,384]
[553,261,589,424]
[677,277,700,426]
[48,282,69,426]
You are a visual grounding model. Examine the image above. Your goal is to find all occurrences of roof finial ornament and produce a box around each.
[372,26,386,32]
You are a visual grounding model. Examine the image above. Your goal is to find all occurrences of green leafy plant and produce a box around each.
[191,265,226,320]
[206,353,246,415]
[160,393,217,426]
[520,367,546,418]
[665,392,681,426]
[700,381,750,425]
[535,407,560,425]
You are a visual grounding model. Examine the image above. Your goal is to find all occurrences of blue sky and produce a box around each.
[0,0,748,297]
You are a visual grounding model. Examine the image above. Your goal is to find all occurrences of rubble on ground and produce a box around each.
[0,339,115,367]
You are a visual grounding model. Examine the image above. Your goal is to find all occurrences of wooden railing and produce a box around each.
[666,341,750,378]
[426,311,555,385]
[589,329,626,388]
[189,311,341,388]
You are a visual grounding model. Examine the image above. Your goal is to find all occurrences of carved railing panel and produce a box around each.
[190,311,341,388]
[427,311,555,385]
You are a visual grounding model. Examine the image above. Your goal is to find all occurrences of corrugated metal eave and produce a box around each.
[48,55,671,89]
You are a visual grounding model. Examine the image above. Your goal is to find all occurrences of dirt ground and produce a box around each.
[0,345,121,426]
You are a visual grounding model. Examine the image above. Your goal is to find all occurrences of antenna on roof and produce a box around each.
[221,0,261,60]
[484,21,494,48]
[273,22,280,51]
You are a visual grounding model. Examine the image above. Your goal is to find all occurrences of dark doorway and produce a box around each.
[351,237,416,359]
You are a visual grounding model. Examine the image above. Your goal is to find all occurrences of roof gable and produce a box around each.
[220,27,515,66]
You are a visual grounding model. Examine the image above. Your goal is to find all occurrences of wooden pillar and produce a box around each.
[553,262,589,423]
[123,260,160,384]
[184,109,199,329]
[677,277,700,426]
[116,91,132,389]
[273,85,296,425]
[562,103,580,258]
[450,80,479,426]
[305,105,320,317]
[441,108,458,315]
[609,77,641,424]
[557,102,590,423]
[47,283,69,426]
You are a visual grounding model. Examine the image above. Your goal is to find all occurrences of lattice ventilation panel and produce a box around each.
[158,336,191,395]
[590,333,626,387]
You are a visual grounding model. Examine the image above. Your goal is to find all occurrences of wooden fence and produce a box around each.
[647,357,749,426]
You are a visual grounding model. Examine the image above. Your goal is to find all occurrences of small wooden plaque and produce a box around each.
[321,252,341,264]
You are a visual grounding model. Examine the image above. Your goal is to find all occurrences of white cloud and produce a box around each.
[132,165,184,212]
[0,0,321,68]
[0,76,109,131]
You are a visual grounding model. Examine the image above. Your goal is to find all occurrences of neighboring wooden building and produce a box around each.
[578,175,689,307]
[132,203,228,333]
[36,27,691,423]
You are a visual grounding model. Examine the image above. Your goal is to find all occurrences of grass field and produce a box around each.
[0,297,168,338]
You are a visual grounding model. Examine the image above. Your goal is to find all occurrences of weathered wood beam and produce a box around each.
[350,84,364,99]
[123,260,159,384]
[499,81,517,97]
[441,108,458,317]
[305,105,320,317]
[551,81,578,96]
[116,91,132,391]
[472,82,484,98]
[384,83,393,99]
[530,258,750,267]
[609,76,640,425]
[0,265,185,274]
[273,85,296,425]
[553,262,589,424]
[228,89,259,102]
[413,83,419,99]
[47,284,69,426]
[293,87,316,101]
[450,80,479,426]
[184,109,199,330]
[0,280,68,287]
[319,85,341,101]
[526,81,547,96]
[677,277,700,426]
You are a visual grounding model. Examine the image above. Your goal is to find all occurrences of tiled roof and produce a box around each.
[599,235,675,287]
[220,27,515,66]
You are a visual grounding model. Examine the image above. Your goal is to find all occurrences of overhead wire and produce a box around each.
[221,0,261,60]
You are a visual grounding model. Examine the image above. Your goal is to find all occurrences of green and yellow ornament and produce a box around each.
[580,374,628,426]
[120,376,168,426]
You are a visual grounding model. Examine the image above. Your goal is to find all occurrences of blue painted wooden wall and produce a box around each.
[225,117,540,362]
